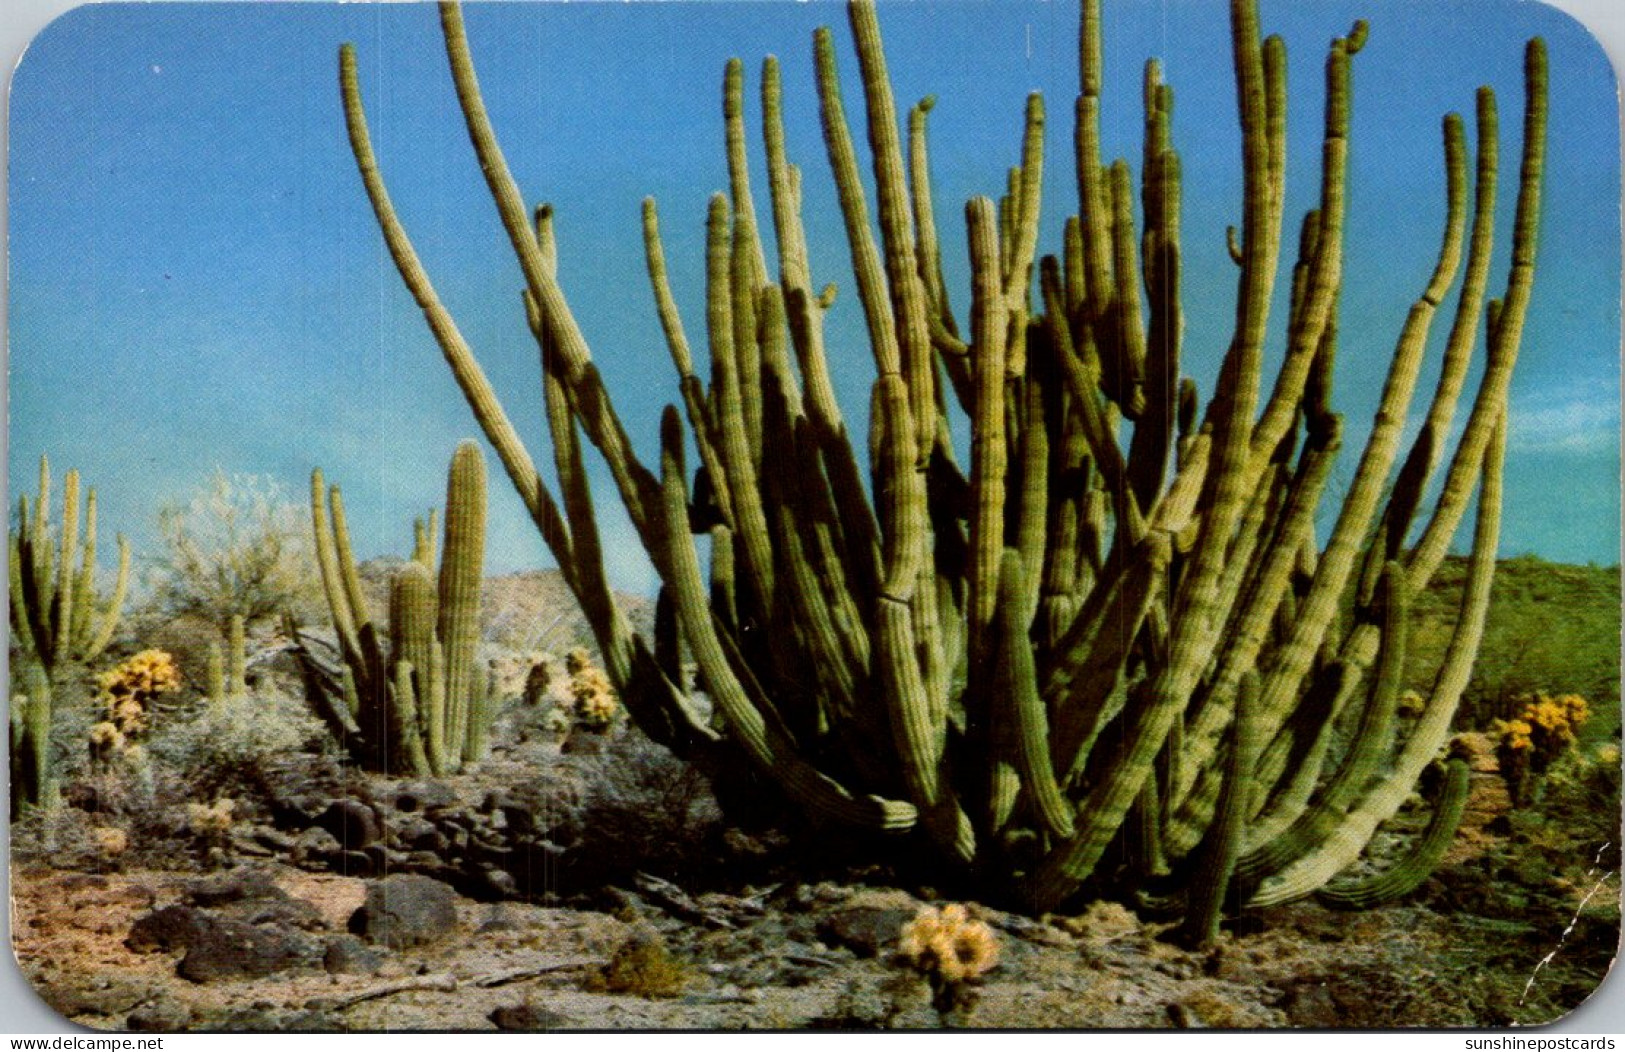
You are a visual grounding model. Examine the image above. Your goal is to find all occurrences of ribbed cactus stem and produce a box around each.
[1316,757,1470,910]
[440,440,488,763]
[228,614,248,698]
[1182,669,1262,949]
[207,642,226,709]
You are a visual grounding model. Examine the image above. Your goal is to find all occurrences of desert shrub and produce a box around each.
[564,729,724,882]
[146,470,323,639]
[147,689,329,798]
[588,930,690,998]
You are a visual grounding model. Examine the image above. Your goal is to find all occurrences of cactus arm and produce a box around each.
[1413,90,1501,479]
[1106,160,1146,412]
[10,532,38,660]
[642,199,734,531]
[995,550,1074,840]
[1074,0,1119,401]
[389,659,433,777]
[1248,59,1470,752]
[965,197,1009,677]
[908,96,974,411]
[847,0,938,457]
[308,470,364,669]
[49,471,80,668]
[1250,413,1504,907]
[1316,757,1470,910]
[228,614,248,698]
[68,487,97,651]
[704,195,777,612]
[1181,669,1261,949]
[340,40,581,572]
[390,562,441,772]
[1409,40,1546,589]
[80,534,129,664]
[723,57,770,290]
[657,405,917,833]
[812,27,904,387]
[1004,94,1046,313]
[437,441,487,763]
[326,486,373,637]
[729,217,766,477]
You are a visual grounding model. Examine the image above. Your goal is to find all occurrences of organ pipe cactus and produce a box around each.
[339,0,1546,919]
[9,456,131,814]
[289,440,491,776]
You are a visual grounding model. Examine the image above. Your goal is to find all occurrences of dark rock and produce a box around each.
[383,780,459,813]
[222,895,327,932]
[291,826,341,859]
[1281,980,1341,1028]
[186,868,285,907]
[350,874,461,949]
[817,907,914,959]
[393,815,447,853]
[251,826,298,853]
[323,934,384,975]
[43,981,152,1019]
[176,918,323,983]
[481,868,519,899]
[317,799,383,849]
[127,906,214,954]
[333,850,376,878]
[490,1002,571,1030]
[126,999,192,1031]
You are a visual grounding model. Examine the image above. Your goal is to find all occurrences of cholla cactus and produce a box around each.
[1494,692,1589,803]
[186,797,236,837]
[570,660,620,731]
[96,649,181,740]
[87,720,126,768]
[90,825,130,861]
[899,903,1000,985]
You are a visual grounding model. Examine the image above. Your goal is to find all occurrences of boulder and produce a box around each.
[350,874,461,949]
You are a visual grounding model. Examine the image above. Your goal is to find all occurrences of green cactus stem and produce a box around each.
[338,0,1547,914]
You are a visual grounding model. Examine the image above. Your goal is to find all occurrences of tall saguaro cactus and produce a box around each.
[339,0,1546,919]
[9,456,132,814]
[290,440,491,777]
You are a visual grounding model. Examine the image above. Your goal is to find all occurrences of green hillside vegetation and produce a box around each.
[1407,554,1620,741]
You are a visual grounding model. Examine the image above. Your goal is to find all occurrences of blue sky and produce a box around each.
[8,0,1621,594]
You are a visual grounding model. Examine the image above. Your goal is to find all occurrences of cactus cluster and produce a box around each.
[339,0,1546,919]
[289,441,492,776]
[206,614,251,708]
[89,649,181,762]
[9,456,132,815]
[899,903,1001,985]
[1495,692,1590,804]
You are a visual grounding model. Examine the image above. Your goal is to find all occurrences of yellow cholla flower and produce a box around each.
[565,646,593,676]
[575,689,619,730]
[90,826,129,857]
[1494,718,1533,752]
[87,721,126,762]
[899,903,1000,984]
[186,797,236,836]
